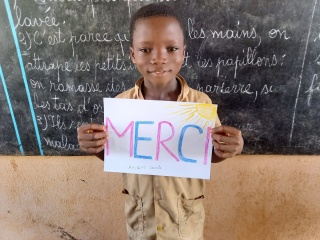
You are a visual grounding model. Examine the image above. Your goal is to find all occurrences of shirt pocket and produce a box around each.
[178,195,205,238]
[122,189,145,235]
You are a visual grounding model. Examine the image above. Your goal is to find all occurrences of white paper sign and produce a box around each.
[103,98,217,179]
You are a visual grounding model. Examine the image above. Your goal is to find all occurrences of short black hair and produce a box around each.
[129,3,185,46]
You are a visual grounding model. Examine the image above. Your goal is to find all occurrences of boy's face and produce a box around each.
[130,16,185,87]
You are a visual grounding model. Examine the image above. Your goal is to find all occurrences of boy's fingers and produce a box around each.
[212,125,244,157]
[77,123,108,154]
[211,125,242,137]
[212,134,241,146]
[78,132,106,142]
[82,131,107,141]
[212,134,229,144]
[213,140,239,153]
[211,125,243,146]
[79,138,106,153]
[78,124,106,134]
[78,124,107,141]
[213,143,239,158]
[214,149,234,159]
[82,138,106,148]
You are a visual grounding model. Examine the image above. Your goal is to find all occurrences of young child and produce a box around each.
[77,3,243,239]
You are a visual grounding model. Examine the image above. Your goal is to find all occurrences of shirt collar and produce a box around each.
[133,74,190,101]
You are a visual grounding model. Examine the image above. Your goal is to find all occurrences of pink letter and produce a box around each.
[105,117,134,157]
[156,121,179,162]
[203,127,211,165]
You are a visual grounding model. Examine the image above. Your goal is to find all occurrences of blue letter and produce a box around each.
[134,121,154,159]
[178,125,203,163]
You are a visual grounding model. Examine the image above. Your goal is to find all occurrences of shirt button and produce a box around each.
[157,225,164,231]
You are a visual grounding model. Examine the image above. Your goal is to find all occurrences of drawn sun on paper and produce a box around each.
[168,103,218,129]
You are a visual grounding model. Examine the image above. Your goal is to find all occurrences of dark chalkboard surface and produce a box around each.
[0,0,319,155]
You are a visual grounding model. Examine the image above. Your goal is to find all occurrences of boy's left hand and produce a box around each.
[211,125,244,159]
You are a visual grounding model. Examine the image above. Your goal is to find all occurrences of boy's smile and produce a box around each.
[130,16,185,96]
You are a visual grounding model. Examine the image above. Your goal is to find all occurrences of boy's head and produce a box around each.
[129,3,185,46]
[129,3,186,87]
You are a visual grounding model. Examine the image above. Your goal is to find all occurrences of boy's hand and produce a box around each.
[211,125,243,159]
[77,124,107,154]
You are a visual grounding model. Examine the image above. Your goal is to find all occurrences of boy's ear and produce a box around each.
[183,45,186,57]
[130,47,136,64]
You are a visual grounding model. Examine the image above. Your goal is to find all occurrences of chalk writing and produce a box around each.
[30,79,45,89]
[92,103,103,114]
[260,84,275,95]
[188,18,260,42]
[182,51,192,68]
[33,93,74,112]
[315,54,320,65]
[37,114,66,130]
[77,97,90,114]
[14,4,60,28]
[48,28,65,46]
[105,79,126,93]
[74,57,90,72]
[26,54,72,82]
[197,82,276,102]
[197,82,254,96]
[215,46,278,79]
[34,92,51,110]
[43,134,79,151]
[269,29,291,40]
[69,32,129,56]
[18,31,43,50]
[95,53,136,72]
[49,81,102,93]
[26,54,71,72]
[37,114,93,131]
[69,32,112,56]
[306,74,320,106]
[232,123,255,132]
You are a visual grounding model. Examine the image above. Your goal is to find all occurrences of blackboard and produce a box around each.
[0,0,319,155]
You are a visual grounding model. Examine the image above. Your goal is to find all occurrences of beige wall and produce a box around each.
[1,155,320,240]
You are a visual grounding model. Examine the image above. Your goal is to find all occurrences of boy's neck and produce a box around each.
[142,78,181,101]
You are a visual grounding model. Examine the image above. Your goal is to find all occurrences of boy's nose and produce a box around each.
[150,49,168,64]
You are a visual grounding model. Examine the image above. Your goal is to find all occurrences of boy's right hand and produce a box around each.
[77,124,107,154]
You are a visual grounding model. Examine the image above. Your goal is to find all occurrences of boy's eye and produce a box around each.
[139,48,150,53]
[168,47,179,52]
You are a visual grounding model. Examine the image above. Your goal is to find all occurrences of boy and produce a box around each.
[77,3,243,239]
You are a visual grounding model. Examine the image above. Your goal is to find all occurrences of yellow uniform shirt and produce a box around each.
[116,74,220,240]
